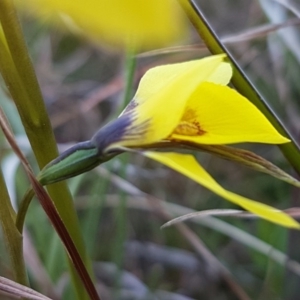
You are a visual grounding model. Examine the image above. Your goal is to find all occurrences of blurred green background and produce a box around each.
[1,0,300,299]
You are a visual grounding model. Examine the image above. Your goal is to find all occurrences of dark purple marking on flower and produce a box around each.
[119,118,150,141]
[91,114,133,154]
[122,99,138,115]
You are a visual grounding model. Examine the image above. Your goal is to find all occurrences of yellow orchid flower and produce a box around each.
[89,54,299,229]
[92,54,289,150]
[16,0,186,50]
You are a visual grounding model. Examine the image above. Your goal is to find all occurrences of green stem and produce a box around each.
[119,50,136,113]
[114,52,135,293]
[178,0,300,175]
[0,1,92,299]
[0,170,28,289]
[111,50,135,295]
[16,188,35,233]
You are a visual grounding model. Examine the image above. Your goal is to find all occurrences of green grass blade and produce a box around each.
[0,0,93,298]
[0,170,28,289]
[178,0,300,175]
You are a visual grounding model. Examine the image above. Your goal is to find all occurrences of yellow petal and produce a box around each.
[132,55,232,106]
[145,151,299,229]
[114,55,231,149]
[172,82,289,144]
[16,0,186,49]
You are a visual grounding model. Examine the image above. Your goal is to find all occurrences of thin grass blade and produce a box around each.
[0,276,52,300]
[161,209,245,228]
[182,143,300,188]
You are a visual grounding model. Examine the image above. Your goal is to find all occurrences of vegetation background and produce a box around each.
[1,0,300,299]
